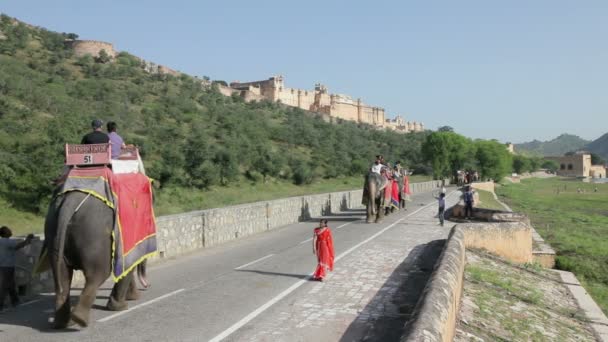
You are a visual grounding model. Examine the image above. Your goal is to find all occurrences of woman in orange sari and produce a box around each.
[312,219,334,281]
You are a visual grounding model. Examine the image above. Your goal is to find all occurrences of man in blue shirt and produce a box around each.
[0,226,34,312]
[463,186,475,219]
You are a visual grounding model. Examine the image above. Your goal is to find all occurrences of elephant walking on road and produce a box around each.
[44,191,149,329]
[362,172,388,223]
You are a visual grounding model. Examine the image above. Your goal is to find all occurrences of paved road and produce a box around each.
[1,188,459,342]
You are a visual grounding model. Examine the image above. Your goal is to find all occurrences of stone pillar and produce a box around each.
[357,98,362,123]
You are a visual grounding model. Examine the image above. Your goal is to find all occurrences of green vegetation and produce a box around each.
[0,15,432,226]
[497,178,608,314]
[421,131,514,181]
[474,189,505,211]
[460,250,594,341]
[587,133,608,161]
[514,133,590,157]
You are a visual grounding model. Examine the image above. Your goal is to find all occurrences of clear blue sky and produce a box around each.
[2,1,607,143]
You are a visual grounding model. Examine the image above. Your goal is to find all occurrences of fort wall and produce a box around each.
[67,40,116,58]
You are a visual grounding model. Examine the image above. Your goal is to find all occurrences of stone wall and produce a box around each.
[402,225,466,342]
[403,218,535,342]
[67,40,116,58]
[459,222,533,264]
[15,180,447,296]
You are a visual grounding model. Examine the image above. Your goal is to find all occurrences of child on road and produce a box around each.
[437,193,446,226]
[312,219,334,282]
[0,226,34,312]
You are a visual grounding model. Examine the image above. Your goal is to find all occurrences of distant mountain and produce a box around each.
[586,133,608,161]
[515,134,590,157]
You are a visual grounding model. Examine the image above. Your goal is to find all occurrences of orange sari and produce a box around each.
[313,227,335,280]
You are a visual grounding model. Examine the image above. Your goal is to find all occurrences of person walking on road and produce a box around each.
[0,226,34,312]
[312,219,334,282]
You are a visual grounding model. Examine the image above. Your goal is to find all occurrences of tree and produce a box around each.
[475,140,513,181]
[591,153,605,165]
[96,49,111,64]
[512,155,531,174]
[541,160,559,173]
[422,131,473,179]
[437,126,454,132]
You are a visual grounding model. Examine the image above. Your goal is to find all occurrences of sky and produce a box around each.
[2,1,607,143]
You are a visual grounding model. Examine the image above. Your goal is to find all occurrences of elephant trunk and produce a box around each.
[368,178,377,215]
[137,261,150,289]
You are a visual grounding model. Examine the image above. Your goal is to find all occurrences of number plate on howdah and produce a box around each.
[65,143,112,166]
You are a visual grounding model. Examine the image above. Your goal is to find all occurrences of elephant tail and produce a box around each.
[54,198,71,295]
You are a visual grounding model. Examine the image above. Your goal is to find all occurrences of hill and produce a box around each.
[0,14,429,220]
[514,134,590,157]
[586,133,608,161]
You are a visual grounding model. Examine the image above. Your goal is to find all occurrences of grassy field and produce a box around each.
[496,177,608,315]
[2,174,433,236]
[474,189,507,211]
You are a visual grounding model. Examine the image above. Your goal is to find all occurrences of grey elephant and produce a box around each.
[362,172,388,223]
[44,191,150,329]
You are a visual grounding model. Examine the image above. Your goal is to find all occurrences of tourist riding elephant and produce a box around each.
[362,172,388,223]
[44,191,150,329]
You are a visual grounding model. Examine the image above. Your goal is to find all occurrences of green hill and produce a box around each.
[586,133,608,161]
[0,14,430,224]
[515,134,590,157]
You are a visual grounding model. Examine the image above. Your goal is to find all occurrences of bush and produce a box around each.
[293,163,313,185]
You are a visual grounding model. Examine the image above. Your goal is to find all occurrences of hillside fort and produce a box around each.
[227,76,424,132]
[66,40,424,133]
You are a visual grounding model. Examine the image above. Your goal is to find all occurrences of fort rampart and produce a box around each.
[66,40,116,58]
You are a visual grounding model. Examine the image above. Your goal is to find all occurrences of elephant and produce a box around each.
[362,172,388,223]
[44,190,150,329]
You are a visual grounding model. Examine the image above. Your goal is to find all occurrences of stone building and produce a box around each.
[545,153,606,178]
[230,76,423,132]
[385,115,424,133]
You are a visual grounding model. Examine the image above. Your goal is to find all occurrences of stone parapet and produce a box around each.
[402,226,466,342]
[403,217,535,341]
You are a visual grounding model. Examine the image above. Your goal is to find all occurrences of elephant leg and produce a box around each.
[375,197,385,223]
[71,272,106,327]
[53,265,73,329]
[366,204,374,223]
[126,275,140,301]
[106,272,134,311]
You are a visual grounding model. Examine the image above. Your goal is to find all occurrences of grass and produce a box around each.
[461,251,594,341]
[475,189,507,211]
[497,177,608,315]
[2,174,433,236]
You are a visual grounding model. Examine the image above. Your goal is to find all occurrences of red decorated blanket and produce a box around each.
[58,167,157,281]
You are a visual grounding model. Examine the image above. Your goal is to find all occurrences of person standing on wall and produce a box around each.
[463,186,475,219]
[312,219,334,282]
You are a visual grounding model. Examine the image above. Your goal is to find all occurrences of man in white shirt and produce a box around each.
[371,155,386,174]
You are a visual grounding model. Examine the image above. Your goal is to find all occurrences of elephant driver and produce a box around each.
[371,155,386,174]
